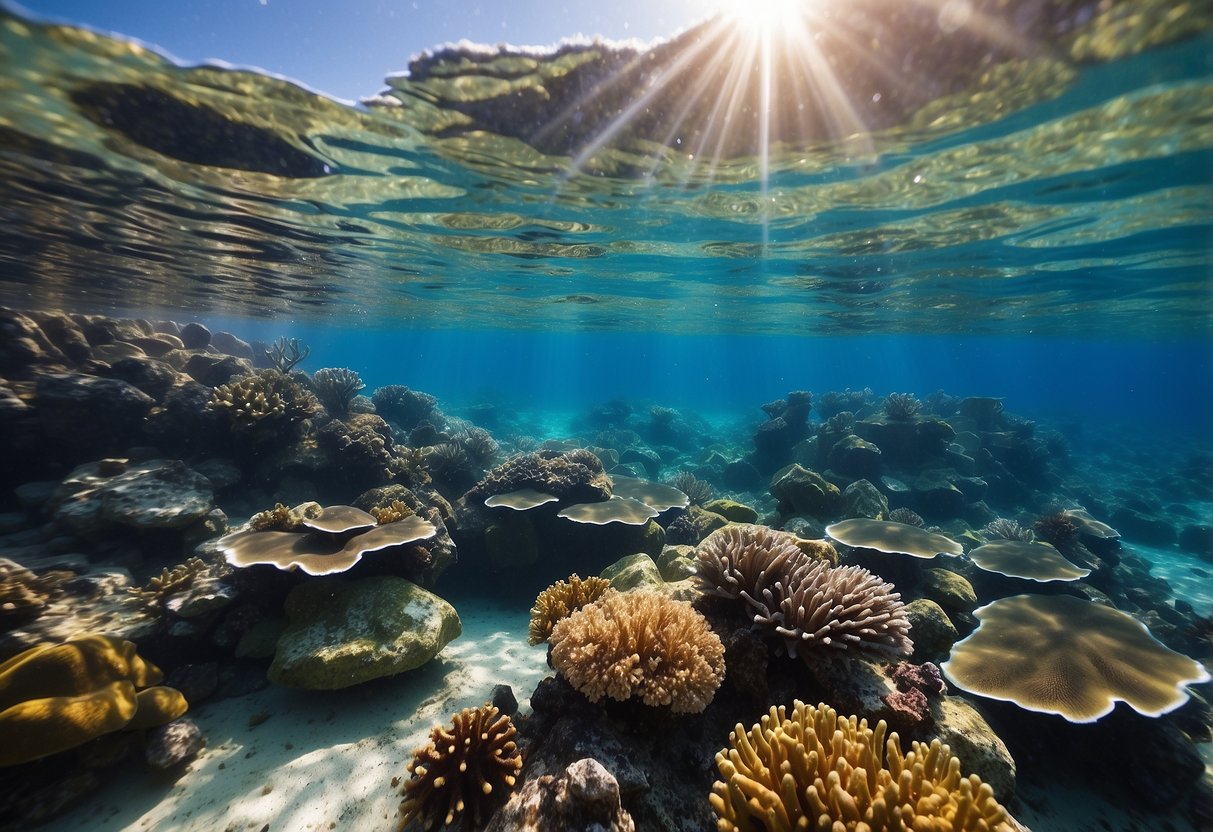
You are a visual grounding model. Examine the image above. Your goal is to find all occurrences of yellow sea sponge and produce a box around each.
[0,680,138,767]
[710,700,1013,832]
[527,573,611,645]
[397,704,522,831]
[549,590,725,714]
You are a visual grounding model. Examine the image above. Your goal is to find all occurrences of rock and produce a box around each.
[929,696,1016,802]
[702,499,758,524]
[600,553,664,591]
[49,459,214,538]
[1178,524,1213,560]
[268,576,461,689]
[916,568,977,613]
[664,505,728,545]
[163,576,238,619]
[235,617,286,659]
[828,434,883,480]
[34,372,154,457]
[839,478,888,520]
[14,480,57,510]
[769,463,840,519]
[655,545,697,581]
[144,718,206,769]
[808,655,927,736]
[1110,507,1177,547]
[491,684,519,716]
[183,353,252,386]
[178,321,211,349]
[0,306,66,374]
[101,356,179,401]
[487,757,635,832]
[192,458,243,491]
[619,447,660,478]
[127,334,184,357]
[856,416,955,467]
[911,469,966,518]
[721,459,763,491]
[164,662,219,705]
[903,599,959,662]
[209,330,255,359]
[32,311,92,364]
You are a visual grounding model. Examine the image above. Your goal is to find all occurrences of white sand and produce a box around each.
[51,600,549,832]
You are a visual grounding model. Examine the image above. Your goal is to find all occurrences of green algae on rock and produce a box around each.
[268,576,461,689]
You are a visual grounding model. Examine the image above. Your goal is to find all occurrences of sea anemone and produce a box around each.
[983,517,1035,541]
[882,392,923,420]
[311,367,365,417]
[668,470,714,506]
[887,507,925,527]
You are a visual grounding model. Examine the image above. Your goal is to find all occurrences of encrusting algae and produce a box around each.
[710,700,1013,832]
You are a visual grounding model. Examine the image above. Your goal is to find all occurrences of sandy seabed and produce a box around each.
[51,601,548,832]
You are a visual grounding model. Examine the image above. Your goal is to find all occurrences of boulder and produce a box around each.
[268,576,461,689]
[600,553,664,591]
[929,696,1016,802]
[769,463,840,519]
[655,545,697,581]
[903,599,959,663]
[911,469,966,518]
[702,499,758,524]
[50,459,216,538]
[487,757,635,832]
[916,568,978,614]
[839,479,888,520]
[178,321,212,349]
[827,434,882,480]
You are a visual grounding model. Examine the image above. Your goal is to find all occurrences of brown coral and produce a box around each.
[549,590,725,714]
[710,700,1013,832]
[128,557,209,609]
[695,524,806,611]
[208,369,318,434]
[371,500,416,524]
[527,574,612,645]
[397,704,522,831]
[465,449,612,505]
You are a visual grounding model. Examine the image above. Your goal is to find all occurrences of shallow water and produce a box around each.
[1,2,1211,831]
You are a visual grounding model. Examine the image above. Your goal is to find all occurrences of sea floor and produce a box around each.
[50,601,548,832]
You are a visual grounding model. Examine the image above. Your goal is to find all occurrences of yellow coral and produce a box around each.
[371,500,415,525]
[549,590,725,714]
[710,700,1013,832]
[0,634,188,766]
[527,573,611,645]
[397,704,522,831]
[128,557,208,608]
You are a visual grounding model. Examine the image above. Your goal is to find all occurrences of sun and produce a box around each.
[712,0,808,35]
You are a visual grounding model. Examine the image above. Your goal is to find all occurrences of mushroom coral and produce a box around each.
[396,703,522,831]
[697,524,912,660]
[710,700,1013,832]
[826,518,964,558]
[527,573,612,645]
[967,540,1089,582]
[549,590,725,714]
[941,594,1211,722]
[0,634,187,766]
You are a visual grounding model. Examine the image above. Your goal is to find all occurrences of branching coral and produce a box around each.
[668,470,714,506]
[983,517,1035,541]
[264,336,309,372]
[697,524,913,660]
[426,442,473,484]
[208,369,318,434]
[549,590,725,714]
[455,427,500,470]
[528,574,612,645]
[312,367,365,417]
[128,557,208,609]
[710,700,1013,832]
[882,392,923,421]
[371,500,416,524]
[249,501,322,531]
[887,507,925,528]
[396,704,522,831]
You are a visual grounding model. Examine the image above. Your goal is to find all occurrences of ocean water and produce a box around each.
[1,2,1212,831]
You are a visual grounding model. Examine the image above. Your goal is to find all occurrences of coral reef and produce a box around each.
[208,369,319,435]
[466,448,612,505]
[248,501,322,531]
[528,574,612,645]
[710,700,1014,832]
[373,384,438,431]
[397,704,522,831]
[882,391,924,420]
[371,500,415,524]
[548,590,724,714]
[1032,510,1080,551]
[455,426,500,470]
[311,367,365,417]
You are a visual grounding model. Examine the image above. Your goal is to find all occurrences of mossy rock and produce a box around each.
[600,553,664,591]
[702,499,758,524]
[904,599,959,662]
[769,464,840,519]
[268,576,461,690]
[917,568,978,613]
[656,545,698,581]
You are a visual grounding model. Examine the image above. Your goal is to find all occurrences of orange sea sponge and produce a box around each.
[549,590,725,714]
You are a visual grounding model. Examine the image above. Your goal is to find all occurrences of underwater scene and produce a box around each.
[0,0,1211,829]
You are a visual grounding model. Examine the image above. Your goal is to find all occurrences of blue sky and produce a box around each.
[15,0,712,102]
